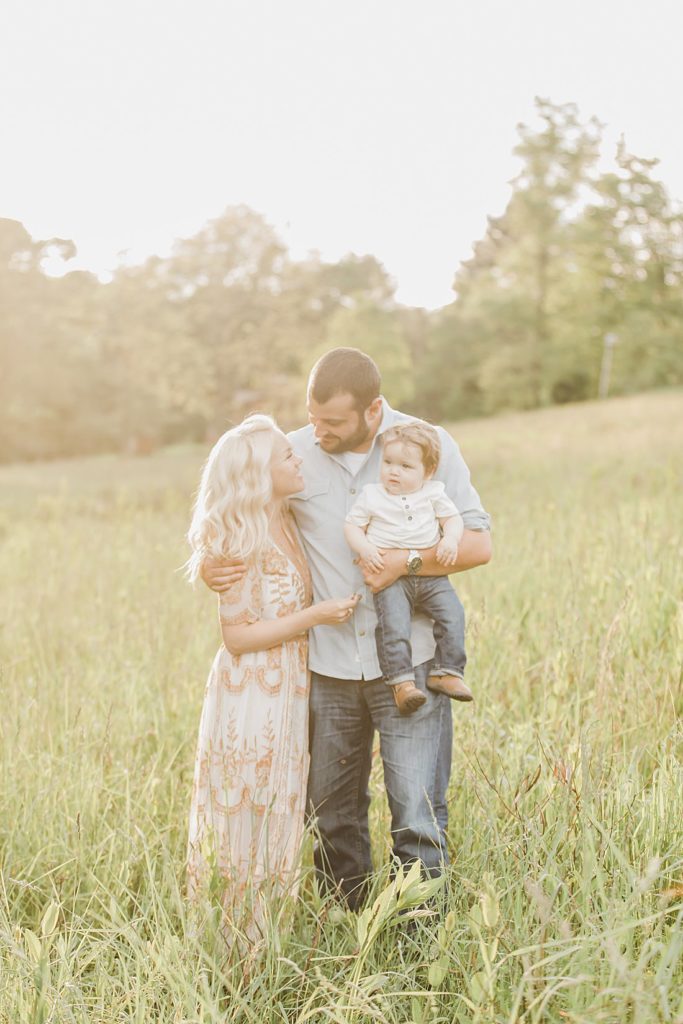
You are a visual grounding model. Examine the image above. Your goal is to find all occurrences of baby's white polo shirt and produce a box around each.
[346,481,462,549]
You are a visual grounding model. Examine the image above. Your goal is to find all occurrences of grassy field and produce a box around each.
[1,390,681,1024]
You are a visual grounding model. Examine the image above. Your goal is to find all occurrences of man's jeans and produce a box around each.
[307,661,452,909]
[374,576,466,686]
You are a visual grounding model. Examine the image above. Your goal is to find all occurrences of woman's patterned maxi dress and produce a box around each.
[187,532,312,934]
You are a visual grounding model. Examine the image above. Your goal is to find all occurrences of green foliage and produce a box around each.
[0,391,681,1022]
[324,300,415,408]
[1,100,682,462]
[447,100,683,419]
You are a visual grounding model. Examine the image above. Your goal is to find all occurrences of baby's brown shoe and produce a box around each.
[392,681,427,715]
[427,675,473,702]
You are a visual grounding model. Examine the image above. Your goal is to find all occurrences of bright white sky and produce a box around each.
[1,0,682,308]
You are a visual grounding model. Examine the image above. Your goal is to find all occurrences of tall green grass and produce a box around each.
[1,391,681,1023]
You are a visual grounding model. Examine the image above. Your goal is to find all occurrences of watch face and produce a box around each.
[408,556,423,574]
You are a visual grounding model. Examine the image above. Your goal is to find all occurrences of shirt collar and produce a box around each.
[375,396,400,439]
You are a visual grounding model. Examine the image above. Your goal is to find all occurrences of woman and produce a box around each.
[185,414,358,941]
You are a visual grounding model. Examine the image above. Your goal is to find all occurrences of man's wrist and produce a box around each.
[391,548,408,573]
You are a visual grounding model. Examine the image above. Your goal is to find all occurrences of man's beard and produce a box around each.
[320,419,372,454]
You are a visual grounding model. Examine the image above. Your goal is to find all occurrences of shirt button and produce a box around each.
[350,488,356,495]
[359,630,366,637]
[408,515,413,520]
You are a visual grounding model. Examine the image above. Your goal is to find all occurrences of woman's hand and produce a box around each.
[312,593,361,626]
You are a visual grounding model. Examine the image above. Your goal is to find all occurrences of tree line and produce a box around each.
[1,99,681,463]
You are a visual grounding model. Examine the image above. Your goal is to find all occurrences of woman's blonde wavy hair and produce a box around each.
[186,414,280,582]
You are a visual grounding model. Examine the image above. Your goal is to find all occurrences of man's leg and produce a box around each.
[434,688,453,843]
[364,661,450,876]
[307,672,374,909]
[414,580,457,837]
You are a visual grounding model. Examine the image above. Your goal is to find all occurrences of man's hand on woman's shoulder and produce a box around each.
[202,557,247,593]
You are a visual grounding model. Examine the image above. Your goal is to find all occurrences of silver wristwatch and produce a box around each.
[406,549,423,575]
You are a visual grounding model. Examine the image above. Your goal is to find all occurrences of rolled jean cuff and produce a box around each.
[431,667,464,679]
[384,671,417,687]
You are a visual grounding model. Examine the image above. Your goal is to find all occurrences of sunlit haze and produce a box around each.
[2,0,682,307]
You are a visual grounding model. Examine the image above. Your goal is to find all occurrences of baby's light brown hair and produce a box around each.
[382,421,441,476]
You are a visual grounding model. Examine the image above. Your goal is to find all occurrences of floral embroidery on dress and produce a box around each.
[218,572,262,625]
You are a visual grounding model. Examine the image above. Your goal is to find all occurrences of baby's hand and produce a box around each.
[358,543,385,573]
[435,538,459,567]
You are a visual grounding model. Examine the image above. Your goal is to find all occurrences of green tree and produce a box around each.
[0,219,102,460]
[454,99,602,409]
[323,299,413,408]
[152,205,289,433]
[571,142,683,396]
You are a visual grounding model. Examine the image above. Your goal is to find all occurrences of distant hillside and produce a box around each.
[0,389,680,514]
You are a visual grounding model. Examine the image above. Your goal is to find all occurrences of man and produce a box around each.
[205,347,491,908]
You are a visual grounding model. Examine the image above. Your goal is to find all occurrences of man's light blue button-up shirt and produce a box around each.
[288,399,490,681]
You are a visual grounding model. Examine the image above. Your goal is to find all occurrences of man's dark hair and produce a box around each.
[308,348,381,411]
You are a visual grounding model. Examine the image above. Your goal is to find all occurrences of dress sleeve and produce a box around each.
[218,563,263,626]
[345,486,372,528]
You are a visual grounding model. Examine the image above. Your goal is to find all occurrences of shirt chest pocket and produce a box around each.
[292,479,331,536]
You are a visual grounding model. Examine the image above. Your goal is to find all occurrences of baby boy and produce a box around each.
[344,421,473,715]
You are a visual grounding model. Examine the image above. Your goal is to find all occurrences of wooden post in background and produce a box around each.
[599,332,619,399]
